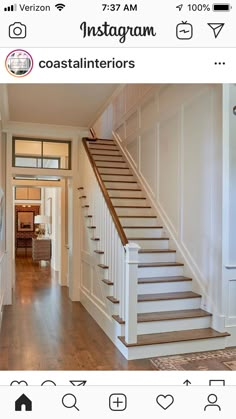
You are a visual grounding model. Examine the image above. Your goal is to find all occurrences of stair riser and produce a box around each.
[116,208,155,217]
[111,199,149,207]
[90,150,121,156]
[96,162,128,168]
[138,297,201,313]
[138,280,192,294]
[94,156,125,162]
[102,283,113,297]
[107,300,119,315]
[138,252,176,263]
[131,239,169,249]
[138,265,184,278]
[125,336,228,360]
[119,316,212,336]
[101,175,135,182]
[125,228,163,238]
[104,182,140,189]
[88,145,119,151]
[99,168,131,175]
[108,190,144,198]
[89,140,115,144]
[120,218,159,227]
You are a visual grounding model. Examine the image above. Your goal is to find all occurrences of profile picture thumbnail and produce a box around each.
[5,49,33,77]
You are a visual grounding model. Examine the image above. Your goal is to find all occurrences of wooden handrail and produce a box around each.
[89,128,96,139]
[82,137,128,246]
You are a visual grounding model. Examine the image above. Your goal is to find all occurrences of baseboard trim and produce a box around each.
[225,325,236,347]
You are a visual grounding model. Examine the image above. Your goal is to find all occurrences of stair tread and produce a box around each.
[91,153,123,157]
[107,188,142,191]
[113,309,212,325]
[128,237,169,240]
[118,328,230,347]
[115,206,152,208]
[104,181,138,183]
[138,262,184,268]
[98,264,109,269]
[139,249,176,253]
[89,144,117,147]
[137,309,212,323]
[119,216,157,218]
[90,148,119,151]
[123,226,163,230]
[101,173,133,176]
[93,159,124,161]
[138,276,192,284]
[138,291,201,302]
[111,197,146,200]
[102,279,114,285]
[97,166,128,169]
[107,296,119,304]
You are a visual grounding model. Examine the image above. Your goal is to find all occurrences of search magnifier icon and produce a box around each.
[62,394,80,411]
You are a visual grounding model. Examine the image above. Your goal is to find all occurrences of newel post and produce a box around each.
[124,242,140,344]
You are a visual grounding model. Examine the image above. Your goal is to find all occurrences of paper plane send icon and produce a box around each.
[208,23,225,38]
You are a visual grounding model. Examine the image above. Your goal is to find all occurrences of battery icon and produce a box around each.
[213,3,232,11]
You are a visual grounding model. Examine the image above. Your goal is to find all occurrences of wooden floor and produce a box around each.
[0,256,153,370]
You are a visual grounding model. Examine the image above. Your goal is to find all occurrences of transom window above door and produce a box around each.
[13,138,71,170]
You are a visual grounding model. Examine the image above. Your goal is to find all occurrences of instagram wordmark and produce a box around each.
[80,21,157,43]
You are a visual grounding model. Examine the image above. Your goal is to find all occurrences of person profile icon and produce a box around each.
[204,394,221,411]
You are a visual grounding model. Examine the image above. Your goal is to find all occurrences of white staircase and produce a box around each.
[80,138,229,360]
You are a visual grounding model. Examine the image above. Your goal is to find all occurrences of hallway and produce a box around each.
[0,258,153,370]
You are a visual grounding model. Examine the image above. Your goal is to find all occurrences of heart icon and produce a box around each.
[156,394,174,410]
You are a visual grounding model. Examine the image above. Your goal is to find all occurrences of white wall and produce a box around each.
[0,120,7,319]
[92,103,113,139]
[93,84,224,326]
[222,84,236,343]
[44,187,61,272]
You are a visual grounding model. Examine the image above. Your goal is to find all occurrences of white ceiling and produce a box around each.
[7,84,118,127]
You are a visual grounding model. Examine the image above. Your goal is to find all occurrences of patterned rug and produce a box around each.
[150,348,236,370]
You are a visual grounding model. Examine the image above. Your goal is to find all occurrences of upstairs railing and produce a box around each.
[80,138,140,344]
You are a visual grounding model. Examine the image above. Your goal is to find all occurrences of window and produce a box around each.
[13,138,71,170]
[15,187,41,200]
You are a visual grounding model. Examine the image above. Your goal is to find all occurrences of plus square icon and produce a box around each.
[109,394,127,411]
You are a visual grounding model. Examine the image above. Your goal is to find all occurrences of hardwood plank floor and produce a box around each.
[0,257,153,370]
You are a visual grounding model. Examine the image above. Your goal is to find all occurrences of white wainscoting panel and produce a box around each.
[93,83,231,340]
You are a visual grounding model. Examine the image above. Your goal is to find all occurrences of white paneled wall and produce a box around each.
[93,84,224,328]
[222,84,236,343]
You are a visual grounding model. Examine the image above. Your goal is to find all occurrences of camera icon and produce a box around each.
[9,22,27,39]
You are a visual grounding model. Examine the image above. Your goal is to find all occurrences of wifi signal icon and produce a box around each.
[55,3,65,11]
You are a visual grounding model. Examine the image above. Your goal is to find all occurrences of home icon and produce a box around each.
[15,394,32,411]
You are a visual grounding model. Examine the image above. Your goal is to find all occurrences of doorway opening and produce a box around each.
[12,178,68,298]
